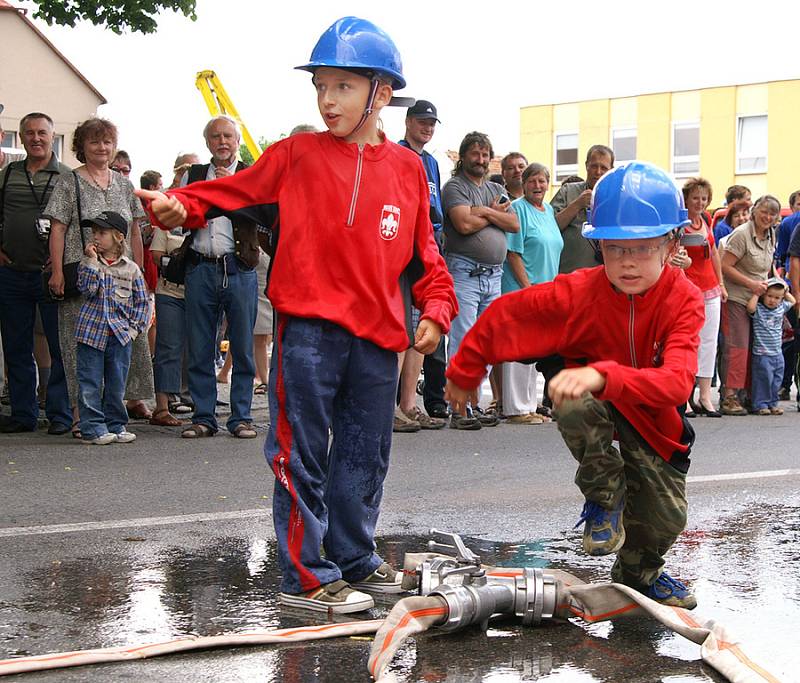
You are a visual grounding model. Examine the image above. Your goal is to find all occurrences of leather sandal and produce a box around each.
[232,422,258,438]
[149,409,187,427]
[181,423,214,438]
[127,402,153,420]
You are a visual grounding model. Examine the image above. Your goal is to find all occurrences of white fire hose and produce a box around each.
[0,531,783,682]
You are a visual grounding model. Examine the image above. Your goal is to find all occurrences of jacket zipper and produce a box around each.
[627,295,638,368]
[346,144,365,226]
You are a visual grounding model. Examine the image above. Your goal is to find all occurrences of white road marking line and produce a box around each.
[0,508,272,538]
[2,468,798,538]
[688,468,800,483]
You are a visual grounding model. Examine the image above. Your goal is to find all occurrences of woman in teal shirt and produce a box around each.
[501,163,564,424]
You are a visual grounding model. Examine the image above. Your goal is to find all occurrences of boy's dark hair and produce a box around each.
[140,170,162,190]
[453,131,493,177]
[725,184,750,204]
[788,190,800,208]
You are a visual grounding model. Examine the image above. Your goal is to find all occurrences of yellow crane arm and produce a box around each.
[195,70,261,162]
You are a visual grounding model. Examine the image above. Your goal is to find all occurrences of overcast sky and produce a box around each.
[17,0,800,179]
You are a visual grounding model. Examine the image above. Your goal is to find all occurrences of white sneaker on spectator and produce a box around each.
[85,433,116,446]
[114,430,137,443]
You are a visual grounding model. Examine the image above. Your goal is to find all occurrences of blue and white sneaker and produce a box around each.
[574,499,625,556]
[645,572,697,609]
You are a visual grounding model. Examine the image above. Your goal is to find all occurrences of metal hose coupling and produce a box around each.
[419,531,558,631]
[430,568,557,630]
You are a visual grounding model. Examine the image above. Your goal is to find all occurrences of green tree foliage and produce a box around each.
[30,0,197,34]
[239,136,281,166]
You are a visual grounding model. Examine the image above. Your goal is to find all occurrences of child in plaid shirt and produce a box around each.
[75,211,150,444]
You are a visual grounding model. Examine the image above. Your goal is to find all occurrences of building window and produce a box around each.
[736,115,767,174]
[1,131,17,150]
[671,122,699,177]
[611,128,637,166]
[554,132,578,183]
[53,134,64,160]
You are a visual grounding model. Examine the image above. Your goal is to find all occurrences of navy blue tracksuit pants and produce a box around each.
[265,316,397,594]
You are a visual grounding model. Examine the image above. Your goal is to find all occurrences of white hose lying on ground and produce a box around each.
[369,565,783,683]
[0,620,383,677]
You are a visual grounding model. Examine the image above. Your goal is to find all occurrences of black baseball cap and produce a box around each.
[406,100,440,122]
[81,211,128,237]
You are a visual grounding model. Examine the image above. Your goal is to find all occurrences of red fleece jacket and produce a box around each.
[447,265,704,467]
[155,132,457,353]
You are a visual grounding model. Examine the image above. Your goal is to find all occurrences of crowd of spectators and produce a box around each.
[1,106,800,441]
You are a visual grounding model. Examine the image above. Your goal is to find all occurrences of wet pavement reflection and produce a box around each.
[1,501,798,681]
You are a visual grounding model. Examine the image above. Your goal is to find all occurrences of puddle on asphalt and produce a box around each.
[1,502,798,681]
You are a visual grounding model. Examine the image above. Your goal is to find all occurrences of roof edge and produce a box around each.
[1,3,107,105]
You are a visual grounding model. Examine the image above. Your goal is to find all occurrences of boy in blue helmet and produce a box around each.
[446,162,704,609]
[140,17,457,613]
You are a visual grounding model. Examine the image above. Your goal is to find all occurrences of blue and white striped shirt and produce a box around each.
[751,300,792,356]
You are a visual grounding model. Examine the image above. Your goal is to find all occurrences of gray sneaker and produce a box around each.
[279,580,374,613]
[449,413,482,430]
[350,562,404,594]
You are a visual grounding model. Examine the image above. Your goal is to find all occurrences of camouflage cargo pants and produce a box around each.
[556,394,687,589]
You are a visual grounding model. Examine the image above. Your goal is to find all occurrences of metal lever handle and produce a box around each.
[429,529,480,564]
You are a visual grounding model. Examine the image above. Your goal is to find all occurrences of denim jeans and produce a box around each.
[76,338,132,440]
[266,316,397,593]
[153,293,186,394]
[184,259,257,432]
[445,254,502,360]
[0,266,71,429]
[751,352,783,410]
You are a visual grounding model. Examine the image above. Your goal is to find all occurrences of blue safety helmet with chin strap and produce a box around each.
[582,162,690,240]
[296,16,406,90]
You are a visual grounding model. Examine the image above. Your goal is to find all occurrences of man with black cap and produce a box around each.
[395,100,449,430]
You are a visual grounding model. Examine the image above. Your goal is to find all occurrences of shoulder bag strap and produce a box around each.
[72,171,87,252]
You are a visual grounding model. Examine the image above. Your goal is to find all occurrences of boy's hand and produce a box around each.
[84,243,98,259]
[445,379,478,417]
[548,367,606,407]
[135,189,187,228]
[414,319,442,354]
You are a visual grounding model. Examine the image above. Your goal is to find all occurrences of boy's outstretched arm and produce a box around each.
[136,141,288,230]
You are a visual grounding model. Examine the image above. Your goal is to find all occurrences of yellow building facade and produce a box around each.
[520,79,800,206]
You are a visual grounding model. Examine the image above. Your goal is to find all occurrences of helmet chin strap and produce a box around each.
[346,78,380,139]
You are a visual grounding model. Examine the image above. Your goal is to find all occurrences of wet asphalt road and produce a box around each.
[1,388,799,682]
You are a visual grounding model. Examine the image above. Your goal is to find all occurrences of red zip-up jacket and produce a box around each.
[447,265,704,469]
[156,132,457,352]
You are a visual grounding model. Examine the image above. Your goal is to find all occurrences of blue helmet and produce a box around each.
[296,16,406,90]
[582,162,690,240]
